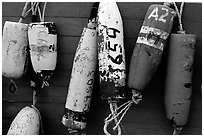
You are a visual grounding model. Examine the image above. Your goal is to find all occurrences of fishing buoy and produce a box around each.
[28,2,57,88]
[164,2,196,135]
[165,34,196,134]
[97,2,126,100]
[2,3,31,93]
[7,106,40,135]
[61,3,98,133]
[97,2,126,135]
[2,21,28,79]
[128,3,176,97]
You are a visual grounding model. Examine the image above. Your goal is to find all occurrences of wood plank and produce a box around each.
[2,2,92,18]
[2,2,201,22]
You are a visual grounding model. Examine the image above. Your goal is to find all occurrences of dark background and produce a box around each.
[2,2,202,135]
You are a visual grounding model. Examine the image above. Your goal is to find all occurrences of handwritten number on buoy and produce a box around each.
[148,7,169,23]
[108,54,123,65]
[107,28,120,38]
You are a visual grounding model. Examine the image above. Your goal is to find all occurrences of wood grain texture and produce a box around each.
[2,2,202,135]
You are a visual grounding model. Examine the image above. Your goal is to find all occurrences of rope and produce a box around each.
[34,2,40,15]
[173,2,185,33]
[30,80,44,134]
[103,102,121,135]
[103,90,142,135]
[173,126,183,135]
[19,2,29,23]
[19,2,36,23]
[37,4,42,22]
[8,79,17,93]
[41,2,47,22]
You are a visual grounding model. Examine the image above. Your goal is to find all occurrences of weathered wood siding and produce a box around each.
[2,2,202,135]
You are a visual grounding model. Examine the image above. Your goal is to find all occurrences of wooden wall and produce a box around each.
[2,2,202,135]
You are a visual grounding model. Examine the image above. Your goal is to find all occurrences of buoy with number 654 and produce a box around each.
[97,2,126,135]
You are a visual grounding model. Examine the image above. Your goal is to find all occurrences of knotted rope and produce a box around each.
[103,90,142,135]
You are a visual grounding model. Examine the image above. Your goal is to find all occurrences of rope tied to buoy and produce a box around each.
[103,90,142,135]
[173,2,185,34]
[173,126,183,135]
[36,2,47,22]
[19,2,36,23]
[8,79,17,93]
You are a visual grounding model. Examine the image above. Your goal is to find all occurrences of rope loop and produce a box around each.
[8,79,17,93]
[103,90,142,135]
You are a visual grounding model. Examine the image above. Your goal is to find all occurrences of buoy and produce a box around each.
[28,2,57,88]
[2,2,31,93]
[97,2,126,135]
[164,2,196,135]
[128,3,176,98]
[97,2,126,100]
[7,106,40,135]
[165,34,196,134]
[61,3,98,133]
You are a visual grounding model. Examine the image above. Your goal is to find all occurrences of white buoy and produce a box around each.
[2,21,28,79]
[28,22,57,74]
[97,2,126,100]
[7,106,40,135]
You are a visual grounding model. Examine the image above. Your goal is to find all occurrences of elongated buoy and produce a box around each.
[2,2,32,93]
[28,2,57,88]
[164,2,196,135]
[128,3,176,101]
[61,3,98,133]
[97,2,126,135]
[165,34,196,135]
[7,106,40,135]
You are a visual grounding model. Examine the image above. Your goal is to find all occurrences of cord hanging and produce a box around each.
[173,2,185,33]
[19,2,36,23]
[103,90,142,135]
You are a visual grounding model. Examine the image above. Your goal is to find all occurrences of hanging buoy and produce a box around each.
[164,2,196,135]
[7,106,40,135]
[61,3,98,132]
[2,21,28,79]
[2,2,33,93]
[28,2,57,88]
[97,2,126,101]
[165,34,196,135]
[97,2,126,135]
[128,3,176,97]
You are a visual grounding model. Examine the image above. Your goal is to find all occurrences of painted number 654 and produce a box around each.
[148,7,169,23]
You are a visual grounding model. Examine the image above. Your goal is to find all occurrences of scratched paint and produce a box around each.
[62,27,97,130]
[7,106,40,135]
[164,34,196,126]
[128,4,176,91]
[28,22,57,79]
[2,21,28,79]
[97,2,126,100]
